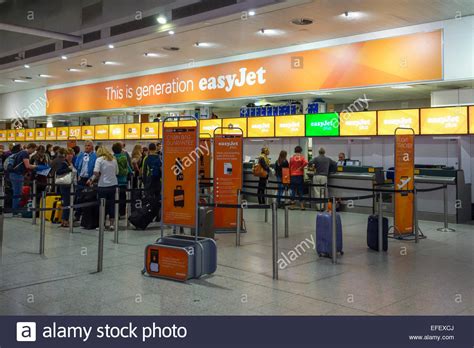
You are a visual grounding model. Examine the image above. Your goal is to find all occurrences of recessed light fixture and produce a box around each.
[157,16,167,24]
[12,79,27,83]
[391,85,413,89]
[108,44,114,49]
[291,18,314,25]
[258,28,284,36]
[248,10,256,16]
[340,11,365,19]
[61,55,68,60]
[38,74,53,78]
[194,42,201,47]
[67,68,80,72]
[102,61,118,65]
[24,64,30,69]
[168,30,175,35]
[144,52,162,57]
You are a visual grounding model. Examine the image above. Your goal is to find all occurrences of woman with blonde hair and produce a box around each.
[131,144,142,186]
[87,146,118,230]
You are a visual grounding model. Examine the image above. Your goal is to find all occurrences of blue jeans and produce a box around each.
[290,175,304,201]
[276,177,287,204]
[9,172,24,214]
[59,185,71,221]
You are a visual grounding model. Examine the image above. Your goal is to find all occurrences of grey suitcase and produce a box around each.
[191,206,215,239]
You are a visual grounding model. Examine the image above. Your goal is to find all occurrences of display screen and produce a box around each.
[35,128,46,141]
[179,120,197,127]
[68,126,81,140]
[25,130,35,141]
[141,122,159,139]
[94,125,109,140]
[46,128,57,140]
[15,129,25,141]
[57,127,69,140]
[275,115,305,137]
[339,111,377,136]
[305,113,339,136]
[109,124,124,140]
[200,119,222,137]
[7,130,15,141]
[469,106,474,134]
[378,109,419,135]
[247,116,275,137]
[420,106,468,135]
[125,124,141,139]
[222,118,247,136]
[0,130,6,141]
[82,126,95,140]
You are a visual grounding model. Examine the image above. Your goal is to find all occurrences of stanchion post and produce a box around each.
[39,191,46,255]
[284,204,289,238]
[97,198,105,272]
[437,185,455,233]
[271,201,278,280]
[331,196,337,264]
[126,180,131,229]
[69,183,74,234]
[113,186,119,244]
[378,192,383,252]
[0,206,4,257]
[31,180,37,225]
[236,189,242,246]
[413,187,419,243]
[264,188,268,223]
[0,175,4,208]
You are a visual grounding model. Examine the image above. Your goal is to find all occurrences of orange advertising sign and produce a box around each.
[46,128,57,140]
[470,106,474,134]
[420,106,468,135]
[125,123,141,139]
[378,109,420,135]
[199,119,222,137]
[68,126,81,140]
[46,31,442,114]
[340,111,377,136]
[275,115,305,137]
[247,116,275,137]
[222,118,247,136]
[214,134,243,229]
[141,122,159,139]
[162,126,198,227]
[145,245,189,281]
[57,127,69,140]
[82,126,95,140]
[35,128,46,141]
[15,129,25,142]
[95,125,109,140]
[25,129,35,141]
[0,130,7,142]
[394,131,415,235]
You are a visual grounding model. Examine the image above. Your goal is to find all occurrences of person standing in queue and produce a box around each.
[289,146,308,210]
[112,142,131,217]
[30,145,49,206]
[309,147,337,211]
[54,148,76,228]
[87,146,118,231]
[74,141,97,221]
[131,144,143,188]
[257,147,270,205]
[274,150,289,208]
[141,143,162,220]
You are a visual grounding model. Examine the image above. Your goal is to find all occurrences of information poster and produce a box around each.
[94,125,109,140]
[125,123,141,139]
[141,122,159,139]
[35,128,46,141]
[200,119,222,137]
[57,127,69,140]
[420,106,468,135]
[199,139,211,180]
[162,126,197,227]
[275,115,305,137]
[46,128,57,141]
[82,126,95,140]
[305,113,339,136]
[25,129,35,141]
[145,245,189,281]
[68,126,81,140]
[247,116,275,137]
[222,118,247,136]
[0,130,7,142]
[340,111,377,136]
[394,132,415,235]
[378,109,420,135]
[15,129,25,142]
[213,134,243,229]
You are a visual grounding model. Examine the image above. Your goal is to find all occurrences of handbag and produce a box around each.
[55,171,72,185]
[252,163,268,178]
[282,167,290,184]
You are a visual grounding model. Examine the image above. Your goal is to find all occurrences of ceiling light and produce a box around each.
[197,102,213,105]
[168,30,175,35]
[144,52,162,57]
[390,85,413,89]
[248,10,256,16]
[61,55,68,60]
[67,68,80,72]
[38,74,52,78]
[24,64,30,68]
[12,79,27,83]
[102,61,118,65]
[157,16,167,24]
[340,11,365,19]
[108,44,114,49]
[258,28,284,36]
[291,18,314,25]
[194,42,200,47]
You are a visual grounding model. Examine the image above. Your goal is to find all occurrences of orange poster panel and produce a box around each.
[213,134,243,229]
[35,128,46,141]
[141,122,159,139]
[378,109,420,135]
[198,139,211,180]
[57,127,69,140]
[420,107,468,135]
[162,127,197,227]
[145,245,189,281]
[222,118,247,136]
[470,106,474,134]
[125,123,141,139]
[394,133,415,235]
[340,111,377,136]
[46,128,57,141]
[46,31,442,114]
[15,129,25,142]
[68,126,82,140]
[25,129,35,141]
[0,130,7,142]
[82,126,95,140]
[94,125,109,140]
[109,124,124,140]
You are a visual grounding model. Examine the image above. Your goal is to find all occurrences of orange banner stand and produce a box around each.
[394,128,415,235]
[162,118,199,229]
[213,128,243,230]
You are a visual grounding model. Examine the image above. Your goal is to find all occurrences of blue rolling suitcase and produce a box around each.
[316,212,343,257]
[367,215,388,251]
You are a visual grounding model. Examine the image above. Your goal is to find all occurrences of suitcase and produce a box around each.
[79,190,99,230]
[129,199,159,230]
[143,235,217,281]
[316,212,343,257]
[173,185,185,207]
[190,206,215,239]
[367,215,388,251]
[41,195,62,223]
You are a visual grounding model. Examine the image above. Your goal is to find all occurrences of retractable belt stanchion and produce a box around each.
[0,206,4,257]
[378,192,384,252]
[271,201,278,280]
[331,196,337,264]
[236,189,242,247]
[69,183,74,234]
[97,198,105,272]
[126,180,131,229]
[437,185,455,232]
[31,180,37,225]
[284,204,289,238]
[264,188,268,223]
[39,191,46,255]
[413,188,419,243]
[113,186,119,244]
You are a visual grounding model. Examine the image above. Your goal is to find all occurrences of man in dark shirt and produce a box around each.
[9,143,37,216]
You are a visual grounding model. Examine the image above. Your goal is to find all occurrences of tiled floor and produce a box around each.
[0,210,472,315]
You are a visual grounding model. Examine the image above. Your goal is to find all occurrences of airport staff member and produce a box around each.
[309,147,337,211]
[338,152,347,166]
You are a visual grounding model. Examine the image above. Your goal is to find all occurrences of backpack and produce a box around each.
[5,153,21,174]
[144,154,161,178]
[116,153,130,177]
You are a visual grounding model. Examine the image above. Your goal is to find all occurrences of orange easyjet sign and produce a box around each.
[46,31,442,114]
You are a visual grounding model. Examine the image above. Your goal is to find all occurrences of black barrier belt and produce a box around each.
[240,189,375,203]
[416,185,447,193]
[199,202,270,209]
